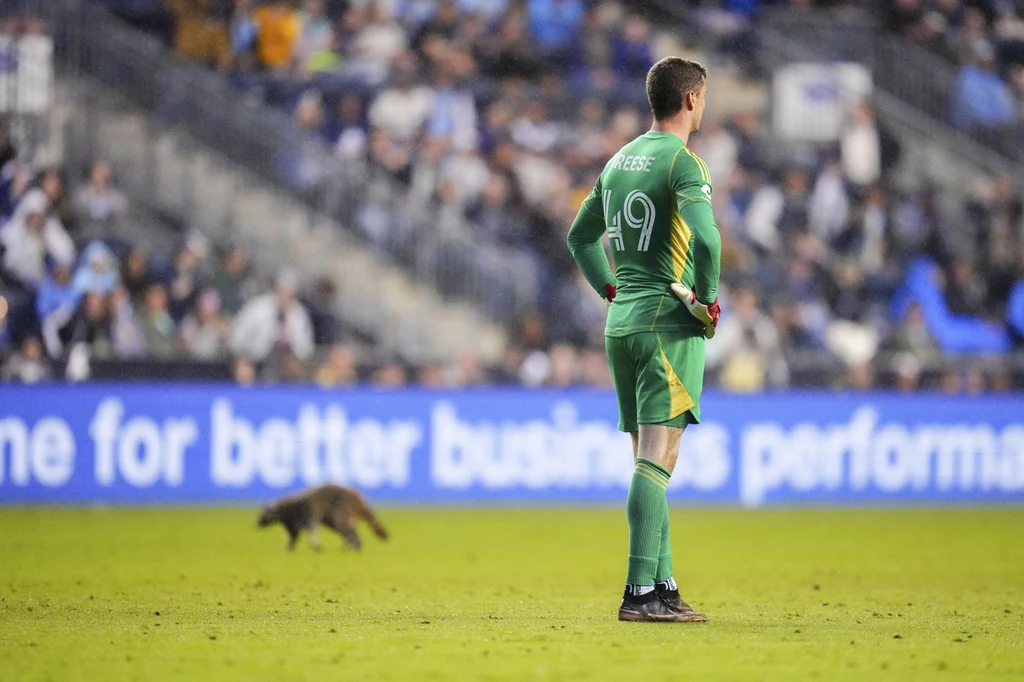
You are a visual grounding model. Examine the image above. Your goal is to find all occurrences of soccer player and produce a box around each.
[567,57,721,622]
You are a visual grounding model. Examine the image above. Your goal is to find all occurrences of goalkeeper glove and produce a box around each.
[602,284,617,302]
[669,282,720,339]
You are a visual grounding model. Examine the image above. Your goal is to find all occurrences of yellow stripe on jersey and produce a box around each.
[670,210,692,283]
[667,146,688,186]
[657,334,696,419]
[697,156,712,184]
[684,148,711,184]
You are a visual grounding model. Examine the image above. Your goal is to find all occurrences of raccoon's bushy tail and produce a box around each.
[357,497,389,540]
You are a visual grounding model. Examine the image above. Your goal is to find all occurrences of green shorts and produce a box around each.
[605,331,705,432]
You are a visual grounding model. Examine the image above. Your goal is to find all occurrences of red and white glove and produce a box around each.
[603,284,617,302]
[669,282,720,339]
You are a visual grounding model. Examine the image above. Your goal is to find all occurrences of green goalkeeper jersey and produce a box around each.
[567,131,722,338]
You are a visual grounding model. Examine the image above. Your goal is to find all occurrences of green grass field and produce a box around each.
[1,507,1022,681]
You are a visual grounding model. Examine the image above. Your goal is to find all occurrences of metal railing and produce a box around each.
[758,8,1024,172]
[36,0,536,324]
[875,36,1023,164]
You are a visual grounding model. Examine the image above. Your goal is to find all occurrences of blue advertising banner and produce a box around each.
[0,385,1022,506]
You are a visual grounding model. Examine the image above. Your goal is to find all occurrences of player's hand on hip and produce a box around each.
[669,282,720,339]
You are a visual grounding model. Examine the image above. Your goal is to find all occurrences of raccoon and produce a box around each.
[257,484,389,551]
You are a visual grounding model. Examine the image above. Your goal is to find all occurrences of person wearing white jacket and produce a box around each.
[1,189,75,287]
[228,268,314,362]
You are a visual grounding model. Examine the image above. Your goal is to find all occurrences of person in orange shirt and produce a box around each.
[164,0,232,69]
[253,0,301,71]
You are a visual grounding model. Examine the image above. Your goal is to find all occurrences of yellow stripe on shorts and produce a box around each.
[657,335,696,419]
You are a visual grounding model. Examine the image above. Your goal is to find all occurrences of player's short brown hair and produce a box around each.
[646,57,707,121]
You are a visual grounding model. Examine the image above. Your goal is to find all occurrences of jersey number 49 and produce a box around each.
[603,189,655,252]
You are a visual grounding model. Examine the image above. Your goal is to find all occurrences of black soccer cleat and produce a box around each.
[654,586,709,622]
[618,589,708,622]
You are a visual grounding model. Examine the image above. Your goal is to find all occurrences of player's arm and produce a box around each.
[679,197,721,305]
[671,153,721,304]
[567,182,618,301]
[669,153,722,336]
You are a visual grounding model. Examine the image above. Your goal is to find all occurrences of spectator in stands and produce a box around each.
[371,358,408,386]
[743,170,784,253]
[426,65,479,151]
[166,232,208,322]
[841,362,875,390]
[0,189,75,289]
[265,348,308,382]
[254,0,301,71]
[109,286,147,359]
[611,14,653,80]
[296,0,336,73]
[180,288,228,359]
[369,57,434,144]
[306,276,341,345]
[808,158,850,244]
[528,0,584,54]
[892,351,923,391]
[207,244,251,316]
[230,0,259,69]
[887,299,941,363]
[579,346,612,386]
[350,3,407,77]
[546,343,578,387]
[72,160,129,244]
[0,160,32,223]
[707,286,789,391]
[288,90,330,188]
[549,270,606,346]
[1,336,50,383]
[950,6,990,66]
[232,356,257,386]
[945,258,990,317]
[840,102,881,188]
[477,9,541,78]
[70,291,114,359]
[138,283,178,359]
[511,100,560,154]
[969,175,1023,309]
[326,93,369,163]
[294,89,326,135]
[229,268,314,363]
[40,169,70,231]
[72,242,120,296]
[412,0,460,54]
[845,185,888,277]
[888,0,932,41]
[37,262,79,359]
[315,342,358,386]
[164,0,232,69]
[120,246,153,303]
[416,361,446,386]
[445,350,486,386]
[952,44,1016,131]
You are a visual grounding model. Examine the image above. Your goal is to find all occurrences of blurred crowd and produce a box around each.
[887,0,1024,146]
[2,1,1022,391]
[0,129,356,384]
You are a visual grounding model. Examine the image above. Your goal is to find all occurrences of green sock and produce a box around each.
[655,502,673,584]
[626,458,671,586]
